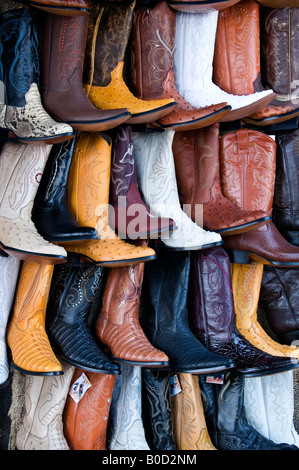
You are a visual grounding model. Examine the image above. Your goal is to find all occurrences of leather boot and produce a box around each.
[172,124,270,236]
[199,372,298,450]
[171,373,216,450]
[142,369,176,450]
[0,142,68,264]
[83,0,176,125]
[61,132,157,267]
[95,250,170,367]
[245,5,299,126]
[213,0,299,126]
[272,130,299,245]
[6,261,63,376]
[258,0,297,5]
[16,360,74,450]
[0,7,74,144]
[220,129,299,267]
[231,261,299,359]
[132,130,223,250]
[141,248,236,374]
[174,8,274,122]
[32,138,98,243]
[189,246,299,377]
[63,367,116,450]
[259,267,299,345]
[166,0,241,12]
[29,0,90,15]
[108,364,150,450]
[130,0,231,131]
[109,124,175,239]
[39,13,130,132]
[244,371,299,447]
[46,263,120,375]
[0,255,20,387]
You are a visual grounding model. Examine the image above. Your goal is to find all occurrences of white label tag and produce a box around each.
[170,374,182,397]
[69,373,91,403]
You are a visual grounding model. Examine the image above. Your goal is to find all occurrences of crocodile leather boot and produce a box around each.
[15,360,74,450]
[166,0,241,12]
[0,255,20,387]
[0,142,68,264]
[199,372,299,450]
[142,369,176,450]
[46,263,120,375]
[32,138,97,243]
[172,124,270,236]
[213,0,299,126]
[0,7,74,144]
[83,0,176,125]
[6,261,63,376]
[141,248,236,374]
[130,0,231,131]
[171,373,216,450]
[109,124,175,239]
[220,129,299,267]
[132,130,223,250]
[189,246,299,377]
[28,0,90,15]
[63,367,116,450]
[61,131,157,266]
[39,13,130,132]
[174,8,274,122]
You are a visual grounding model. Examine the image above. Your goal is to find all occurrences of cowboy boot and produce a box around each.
[6,261,63,376]
[172,124,270,236]
[231,260,299,359]
[107,364,150,450]
[141,248,236,374]
[0,255,20,387]
[272,130,299,245]
[29,0,90,15]
[83,1,176,125]
[171,373,216,450]
[32,137,98,243]
[132,130,223,250]
[174,8,275,122]
[142,369,176,450]
[199,372,298,450]
[95,251,170,368]
[63,367,116,450]
[189,246,299,377]
[244,371,299,447]
[109,124,175,239]
[39,13,130,132]
[0,142,68,264]
[130,0,231,131]
[166,0,241,12]
[15,360,74,450]
[258,0,297,4]
[46,263,120,375]
[220,129,299,267]
[213,0,299,127]
[61,131,157,267]
[0,7,74,144]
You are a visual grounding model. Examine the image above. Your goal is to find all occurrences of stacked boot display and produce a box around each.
[1,0,299,453]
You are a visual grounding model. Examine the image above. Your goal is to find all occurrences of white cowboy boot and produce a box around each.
[244,371,299,447]
[108,364,150,450]
[16,360,74,450]
[174,10,275,122]
[132,130,222,250]
[0,254,20,386]
[0,142,67,263]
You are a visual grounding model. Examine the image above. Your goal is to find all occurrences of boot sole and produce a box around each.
[0,242,68,265]
[172,363,236,374]
[11,362,63,376]
[111,356,170,368]
[219,93,276,122]
[0,128,75,145]
[59,354,120,375]
[215,216,271,236]
[127,102,176,125]
[67,252,158,267]
[112,224,177,240]
[29,2,90,15]
[227,248,299,267]
[162,240,223,251]
[65,112,131,132]
[236,361,299,378]
[167,0,241,12]
[244,108,299,127]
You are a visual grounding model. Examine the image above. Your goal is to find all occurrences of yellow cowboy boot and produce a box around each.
[171,373,216,450]
[6,261,62,375]
[62,132,156,267]
[83,0,176,125]
[231,261,299,360]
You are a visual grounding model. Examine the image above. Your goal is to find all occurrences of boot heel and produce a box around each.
[226,249,250,264]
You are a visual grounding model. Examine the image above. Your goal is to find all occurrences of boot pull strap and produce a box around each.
[236,129,249,154]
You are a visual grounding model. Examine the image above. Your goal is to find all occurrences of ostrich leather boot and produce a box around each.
[63,368,116,450]
[130,0,231,131]
[213,0,299,126]
[220,129,299,267]
[172,124,270,235]
[28,0,90,15]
